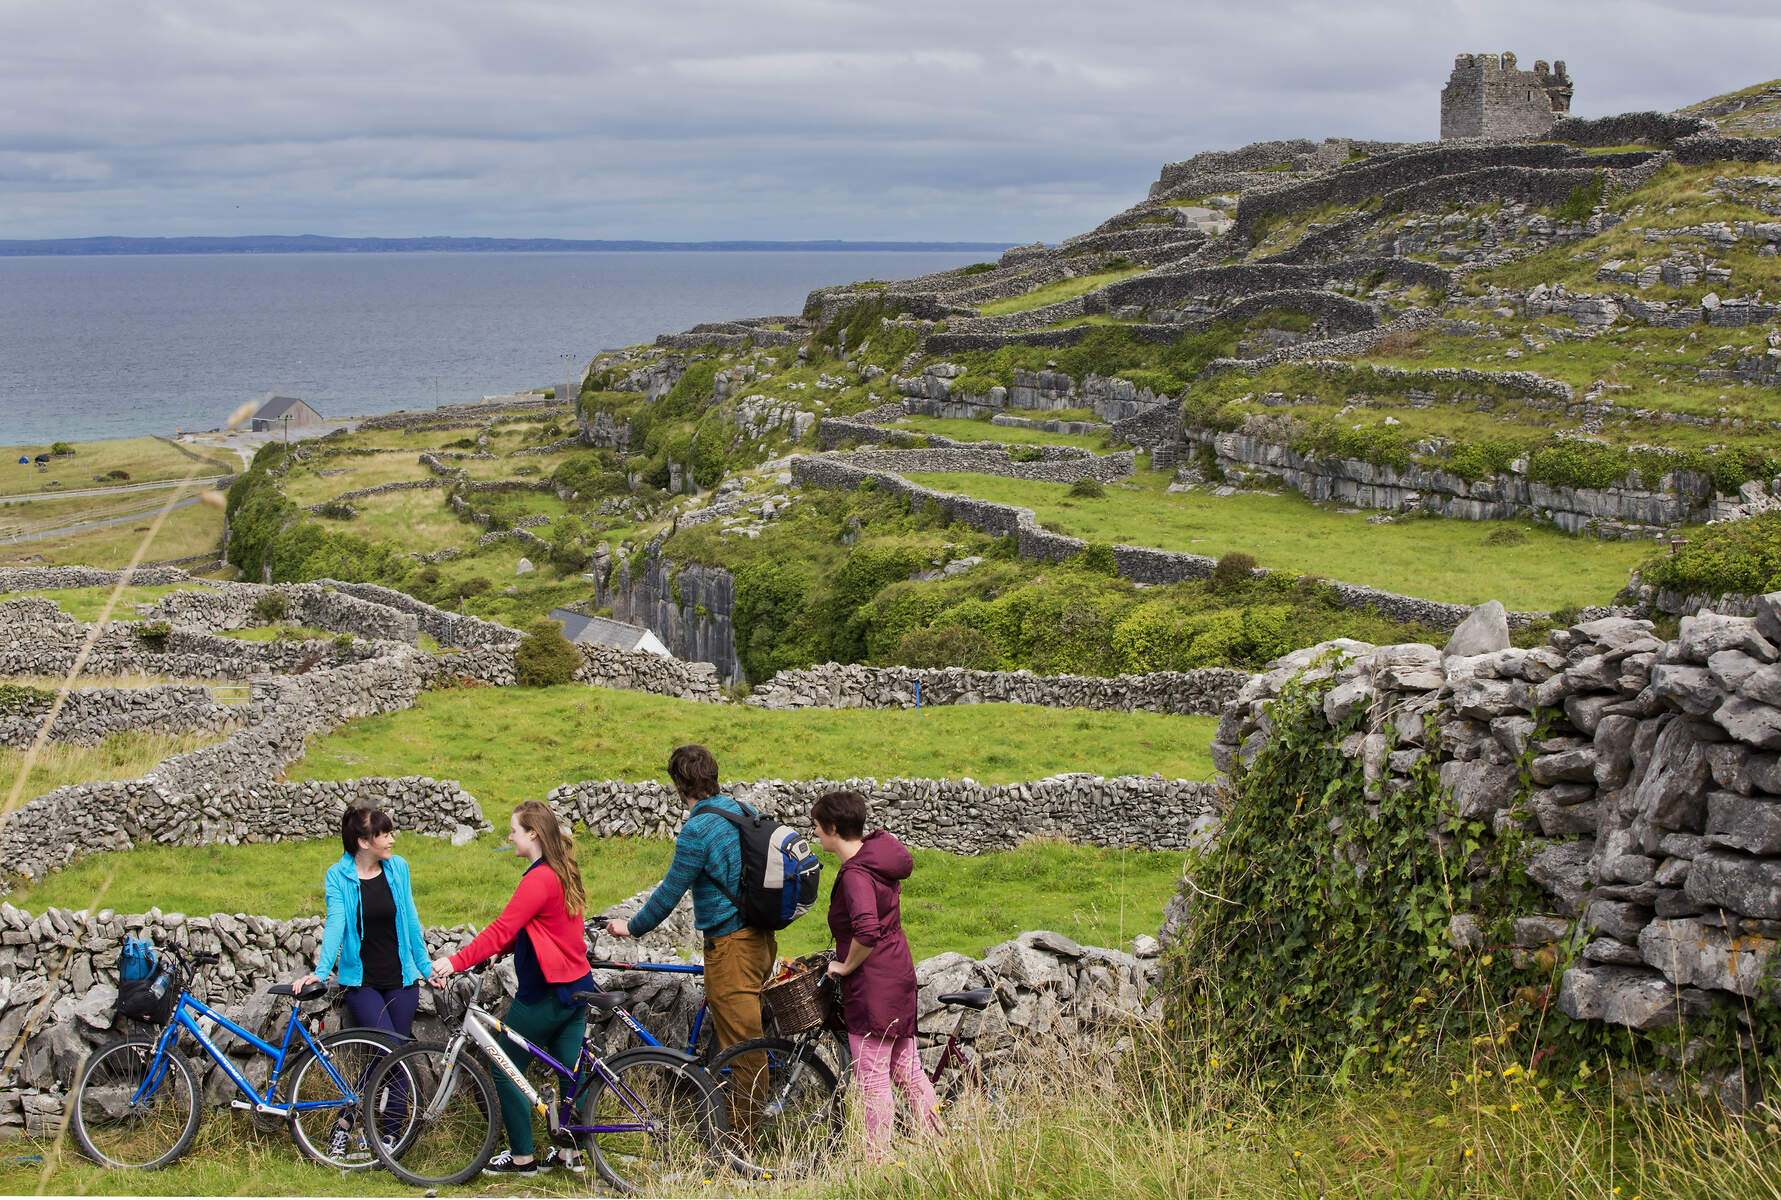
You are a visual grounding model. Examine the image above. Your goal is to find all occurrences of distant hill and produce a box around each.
[0,235,1015,257]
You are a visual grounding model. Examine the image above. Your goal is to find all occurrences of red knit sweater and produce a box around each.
[449,863,588,982]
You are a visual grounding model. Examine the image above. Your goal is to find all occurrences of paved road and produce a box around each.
[1,496,204,544]
[0,475,228,506]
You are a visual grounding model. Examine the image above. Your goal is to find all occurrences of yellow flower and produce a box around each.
[1510,1103,1521,1112]
[1210,1058,1220,1068]
[1293,1151,1301,1159]
[1464,1149,1475,1158]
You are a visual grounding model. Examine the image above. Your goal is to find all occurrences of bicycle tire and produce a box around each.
[362,1041,499,1187]
[707,1035,843,1179]
[939,1044,1009,1128]
[71,1036,202,1170]
[579,1046,727,1195]
[286,1029,411,1170]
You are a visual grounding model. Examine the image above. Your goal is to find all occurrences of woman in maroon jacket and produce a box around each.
[813,790,942,1159]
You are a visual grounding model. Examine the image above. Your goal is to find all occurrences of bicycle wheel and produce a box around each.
[939,1044,1009,1128]
[363,1041,499,1187]
[286,1029,409,1169]
[71,1036,202,1170]
[579,1047,727,1195]
[707,1035,842,1178]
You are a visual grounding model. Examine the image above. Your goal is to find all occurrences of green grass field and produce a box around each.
[0,436,229,499]
[904,470,1653,610]
[977,268,1148,317]
[11,584,214,622]
[0,500,224,570]
[289,684,1220,822]
[892,416,1112,451]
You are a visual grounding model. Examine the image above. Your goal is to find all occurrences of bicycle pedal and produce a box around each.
[229,1099,286,1116]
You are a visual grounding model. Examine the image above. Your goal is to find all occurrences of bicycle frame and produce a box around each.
[432,999,666,1137]
[588,958,707,1056]
[922,1007,987,1090]
[137,990,349,1115]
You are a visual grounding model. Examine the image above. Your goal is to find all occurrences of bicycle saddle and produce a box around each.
[267,981,329,1001]
[938,987,996,1010]
[571,989,629,1011]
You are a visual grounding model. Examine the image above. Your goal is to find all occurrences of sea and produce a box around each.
[0,250,991,445]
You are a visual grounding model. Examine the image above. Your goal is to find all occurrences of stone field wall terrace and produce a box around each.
[831,446,1136,485]
[789,454,1549,631]
[744,662,1247,716]
[549,774,1223,855]
[1204,592,1781,1043]
[0,684,249,749]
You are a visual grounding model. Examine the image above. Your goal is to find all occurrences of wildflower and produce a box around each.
[1293,1151,1301,1159]
[1464,1149,1474,1158]
[1210,1058,1220,1069]
[1510,1103,1521,1112]
[1501,1064,1520,1077]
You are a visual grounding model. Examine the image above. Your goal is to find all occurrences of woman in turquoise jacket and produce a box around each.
[292,806,434,1037]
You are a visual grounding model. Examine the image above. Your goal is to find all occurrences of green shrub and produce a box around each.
[1212,552,1259,590]
[1553,172,1605,221]
[137,620,172,649]
[1007,446,1043,463]
[253,591,289,623]
[1638,512,1781,597]
[103,469,131,481]
[315,499,358,520]
[1483,527,1527,547]
[0,683,53,718]
[515,618,581,687]
[954,262,997,276]
[49,441,74,456]
[1067,478,1106,499]
[1441,439,1520,483]
[1073,543,1119,575]
[554,452,626,499]
[332,633,356,652]
[886,624,1001,670]
[457,577,492,599]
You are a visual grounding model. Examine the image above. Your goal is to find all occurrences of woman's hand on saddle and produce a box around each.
[291,973,321,992]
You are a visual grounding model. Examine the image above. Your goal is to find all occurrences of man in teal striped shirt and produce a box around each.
[607,745,776,1127]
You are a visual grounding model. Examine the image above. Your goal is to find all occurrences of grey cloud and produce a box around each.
[3,0,1776,241]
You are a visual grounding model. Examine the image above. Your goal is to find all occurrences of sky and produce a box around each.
[4,0,1777,245]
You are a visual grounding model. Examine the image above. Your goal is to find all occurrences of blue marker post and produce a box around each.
[915,680,921,710]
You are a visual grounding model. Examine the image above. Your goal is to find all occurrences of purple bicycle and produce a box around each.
[359,968,726,1192]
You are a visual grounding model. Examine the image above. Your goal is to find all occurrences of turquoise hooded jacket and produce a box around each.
[313,853,432,988]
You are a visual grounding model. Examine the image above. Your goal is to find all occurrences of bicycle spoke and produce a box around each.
[709,1037,842,1179]
[583,1049,723,1194]
[72,1038,201,1170]
[366,1042,499,1187]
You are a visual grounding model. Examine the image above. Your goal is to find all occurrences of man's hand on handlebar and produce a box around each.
[605,918,631,938]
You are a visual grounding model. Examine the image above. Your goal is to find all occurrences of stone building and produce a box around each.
[249,395,325,433]
[1441,52,1572,140]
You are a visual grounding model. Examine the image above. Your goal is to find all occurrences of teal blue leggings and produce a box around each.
[492,994,584,1157]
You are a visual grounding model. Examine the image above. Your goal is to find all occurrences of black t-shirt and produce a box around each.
[358,870,402,990]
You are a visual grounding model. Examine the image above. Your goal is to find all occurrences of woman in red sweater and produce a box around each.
[430,800,594,1177]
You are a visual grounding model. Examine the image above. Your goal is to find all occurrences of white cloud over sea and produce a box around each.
[4,0,1777,242]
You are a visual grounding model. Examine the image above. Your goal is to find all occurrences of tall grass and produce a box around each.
[1,731,226,800]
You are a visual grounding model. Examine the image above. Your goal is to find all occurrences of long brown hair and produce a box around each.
[514,800,586,916]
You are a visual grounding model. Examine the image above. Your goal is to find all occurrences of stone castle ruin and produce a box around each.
[1441,51,1573,139]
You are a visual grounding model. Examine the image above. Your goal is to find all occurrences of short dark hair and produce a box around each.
[341,806,393,856]
[668,744,720,802]
[811,790,868,840]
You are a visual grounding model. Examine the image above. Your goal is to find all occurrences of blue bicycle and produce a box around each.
[69,943,416,1171]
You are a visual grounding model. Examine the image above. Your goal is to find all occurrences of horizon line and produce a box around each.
[0,233,1019,256]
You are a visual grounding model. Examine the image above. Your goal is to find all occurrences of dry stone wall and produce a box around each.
[0,684,248,749]
[830,446,1134,485]
[1209,592,1781,1041]
[745,662,1246,716]
[549,774,1223,855]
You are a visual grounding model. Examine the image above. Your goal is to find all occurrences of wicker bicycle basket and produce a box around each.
[760,952,833,1035]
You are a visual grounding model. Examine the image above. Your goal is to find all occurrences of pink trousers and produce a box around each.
[848,1032,943,1157]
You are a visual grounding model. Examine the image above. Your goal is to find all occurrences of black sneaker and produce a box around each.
[482,1151,539,1176]
[540,1146,585,1174]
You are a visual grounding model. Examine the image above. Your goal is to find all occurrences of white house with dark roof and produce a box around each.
[250,395,325,432]
[549,608,672,657]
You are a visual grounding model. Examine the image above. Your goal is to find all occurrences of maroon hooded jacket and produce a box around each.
[828,830,919,1038]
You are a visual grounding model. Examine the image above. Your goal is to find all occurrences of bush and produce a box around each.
[515,617,581,686]
[1638,512,1781,597]
[49,441,74,456]
[0,683,54,718]
[886,624,1001,670]
[1554,172,1605,221]
[1073,543,1119,575]
[253,591,289,623]
[332,633,356,652]
[457,576,492,599]
[1483,527,1527,547]
[103,469,131,481]
[1007,446,1043,463]
[1211,552,1259,590]
[137,620,172,649]
[1067,478,1106,499]
[315,500,358,520]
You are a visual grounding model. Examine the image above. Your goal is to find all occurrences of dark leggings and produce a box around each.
[342,984,420,1038]
[341,985,419,1139]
